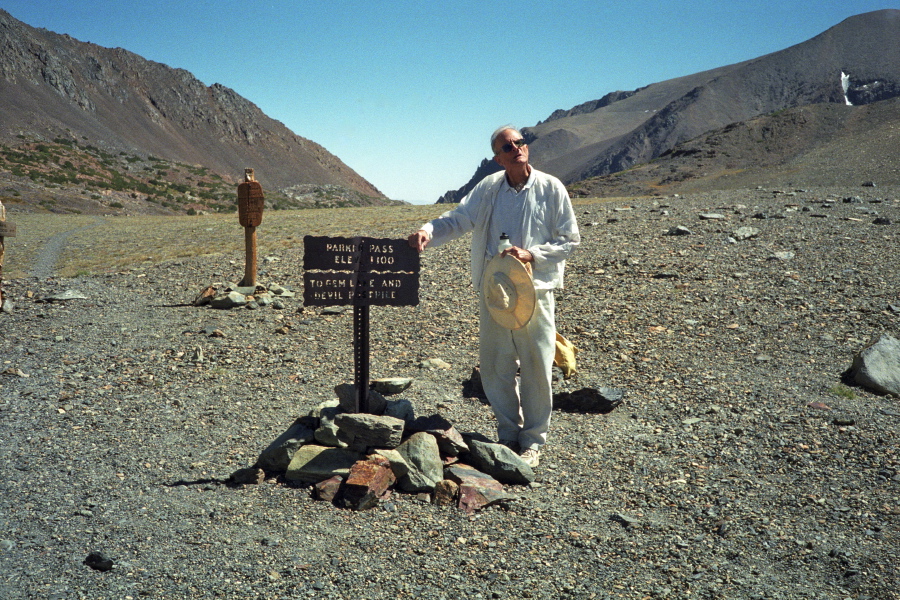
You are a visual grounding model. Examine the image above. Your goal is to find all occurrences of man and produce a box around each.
[408,125,580,467]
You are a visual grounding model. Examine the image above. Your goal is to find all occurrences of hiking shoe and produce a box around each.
[520,448,540,468]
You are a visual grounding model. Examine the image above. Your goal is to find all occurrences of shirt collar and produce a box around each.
[501,169,534,194]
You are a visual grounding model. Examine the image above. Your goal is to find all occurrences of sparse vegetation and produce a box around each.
[829,384,856,399]
[0,139,394,215]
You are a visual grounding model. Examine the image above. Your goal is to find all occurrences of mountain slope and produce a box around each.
[550,8,900,184]
[0,9,384,200]
[440,9,900,203]
[568,97,900,197]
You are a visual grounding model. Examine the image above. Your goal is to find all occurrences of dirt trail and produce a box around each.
[29,218,105,279]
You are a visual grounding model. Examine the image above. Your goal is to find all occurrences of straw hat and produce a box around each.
[482,255,536,329]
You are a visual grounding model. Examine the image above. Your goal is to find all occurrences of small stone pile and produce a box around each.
[232,378,536,513]
[192,281,295,310]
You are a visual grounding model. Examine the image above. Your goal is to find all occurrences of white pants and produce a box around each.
[478,289,556,450]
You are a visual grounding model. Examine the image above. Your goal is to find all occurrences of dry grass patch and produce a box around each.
[4,204,450,278]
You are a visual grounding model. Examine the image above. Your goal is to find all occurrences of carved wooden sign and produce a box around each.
[237,181,264,228]
[0,222,15,237]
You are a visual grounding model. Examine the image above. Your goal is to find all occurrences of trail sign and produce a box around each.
[237,169,265,228]
[302,235,420,413]
[302,236,419,275]
[237,168,264,286]
[302,236,419,307]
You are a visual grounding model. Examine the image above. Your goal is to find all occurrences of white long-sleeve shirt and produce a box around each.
[421,169,580,290]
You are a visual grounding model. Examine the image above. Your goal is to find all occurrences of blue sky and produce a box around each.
[2,1,894,203]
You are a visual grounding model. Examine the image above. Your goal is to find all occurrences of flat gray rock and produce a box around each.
[256,418,316,472]
[464,439,534,485]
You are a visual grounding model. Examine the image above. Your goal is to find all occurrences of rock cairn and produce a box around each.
[192,280,295,311]
[235,378,538,513]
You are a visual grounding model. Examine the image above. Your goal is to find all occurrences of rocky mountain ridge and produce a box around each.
[0,9,389,213]
[439,9,900,204]
[570,97,900,198]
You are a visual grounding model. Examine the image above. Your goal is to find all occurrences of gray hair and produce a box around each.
[490,125,520,153]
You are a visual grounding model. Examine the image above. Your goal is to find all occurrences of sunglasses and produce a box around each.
[495,139,527,154]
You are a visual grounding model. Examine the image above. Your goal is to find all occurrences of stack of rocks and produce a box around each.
[193,282,295,310]
[236,379,536,513]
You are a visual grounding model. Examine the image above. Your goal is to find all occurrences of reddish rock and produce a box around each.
[444,464,514,514]
[193,285,217,306]
[341,455,396,510]
[408,414,469,456]
[314,475,344,502]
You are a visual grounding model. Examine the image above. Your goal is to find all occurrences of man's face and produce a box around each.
[493,129,529,171]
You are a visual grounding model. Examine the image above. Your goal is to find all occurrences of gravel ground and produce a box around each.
[1,187,899,600]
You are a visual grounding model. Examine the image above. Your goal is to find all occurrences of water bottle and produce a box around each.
[497,233,512,255]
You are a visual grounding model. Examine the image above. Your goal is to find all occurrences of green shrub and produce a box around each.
[829,385,855,400]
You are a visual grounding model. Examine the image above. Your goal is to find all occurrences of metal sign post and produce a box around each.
[237,168,265,287]
[303,236,419,413]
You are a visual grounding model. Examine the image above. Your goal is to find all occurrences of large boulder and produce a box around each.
[285,445,363,483]
[849,334,900,395]
[464,439,535,485]
[444,464,516,514]
[334,383,387,414]
[334,413,405,452]
[339,455,396,511]
[407,414,468,456]
[312,400,346,448]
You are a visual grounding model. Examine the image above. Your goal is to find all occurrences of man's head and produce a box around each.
[491,126,529,171]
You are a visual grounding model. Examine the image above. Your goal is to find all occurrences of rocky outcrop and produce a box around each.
[436,157,502,204]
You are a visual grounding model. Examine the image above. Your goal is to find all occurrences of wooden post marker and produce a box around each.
[237,168,264,287]
[303,236,420,413]
[0,200,15,307]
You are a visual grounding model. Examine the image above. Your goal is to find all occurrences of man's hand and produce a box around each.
[408,229,429,253]
[501,246,533,263]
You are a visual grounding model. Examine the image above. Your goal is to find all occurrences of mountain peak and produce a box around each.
[0,9,386,204]
[440,9,900,204]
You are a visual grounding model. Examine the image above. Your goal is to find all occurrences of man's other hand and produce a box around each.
[501,246,534,263]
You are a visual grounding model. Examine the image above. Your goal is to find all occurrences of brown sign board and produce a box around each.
[0,221,15,237]
[237,181,265,227]
[303,236,419,273]
[303,272,419,306]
